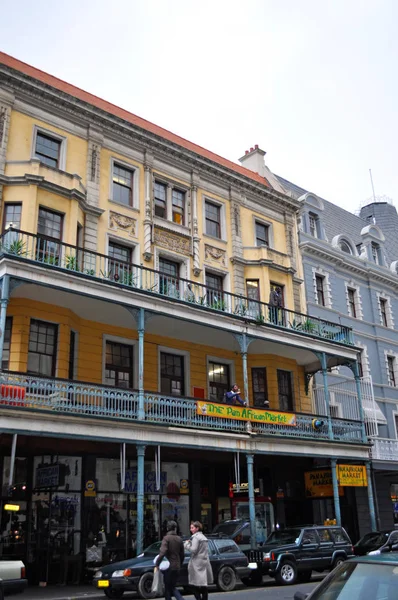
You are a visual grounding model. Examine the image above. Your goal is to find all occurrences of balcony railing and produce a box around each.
[0,228,353,345]
[370,438,398,461]
[0,372,364,443]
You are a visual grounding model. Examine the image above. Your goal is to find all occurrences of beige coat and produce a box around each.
[185,532,213,587]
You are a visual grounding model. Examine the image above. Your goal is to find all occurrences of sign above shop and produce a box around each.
[36,464,60,488]
[337,464,367,487]
[123,470,168,494]
[196,401,296,426]
[304,470,343,498]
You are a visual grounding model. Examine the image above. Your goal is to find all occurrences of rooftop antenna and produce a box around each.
[369,169,376,203]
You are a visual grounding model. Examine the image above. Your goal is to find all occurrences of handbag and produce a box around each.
[151,569,164,595]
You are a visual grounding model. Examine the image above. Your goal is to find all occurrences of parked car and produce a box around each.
[0,558,27,595]
[93,535,251,599]
[353,529,398,555]
[294,552,398,600]
[244,525,354,586]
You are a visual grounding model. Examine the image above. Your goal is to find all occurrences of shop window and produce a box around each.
[208,361,230,402]
[160,352,185,396]
[27,319,58,377]
[36,207,63,265]
[112,163,134,207]
[34,131,61,168]
[2,316,12,370]
[105,341,133,388]
[277,369,293,412]
[251,367,268,407]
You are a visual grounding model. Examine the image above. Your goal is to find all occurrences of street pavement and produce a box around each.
[20,576,323,600]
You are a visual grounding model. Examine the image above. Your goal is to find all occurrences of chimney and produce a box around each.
[239,145,287,193]
[239,145,267,177]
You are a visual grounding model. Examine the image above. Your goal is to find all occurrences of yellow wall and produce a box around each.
[6,299,309,412]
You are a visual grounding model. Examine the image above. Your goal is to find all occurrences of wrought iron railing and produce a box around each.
[0,228,353,345]
[0,372,364,443]
[370,438,398,461]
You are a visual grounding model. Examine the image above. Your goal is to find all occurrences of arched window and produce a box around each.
[340,240,352,254]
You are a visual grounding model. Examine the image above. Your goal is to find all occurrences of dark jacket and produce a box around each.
[155,531,185,570]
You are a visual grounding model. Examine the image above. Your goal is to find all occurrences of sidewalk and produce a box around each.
[19,585,106,600]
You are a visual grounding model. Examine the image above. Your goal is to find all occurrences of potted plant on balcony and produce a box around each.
[65,255,80,272]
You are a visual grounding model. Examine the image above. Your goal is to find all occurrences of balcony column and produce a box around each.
[365,461,377,531]
[246,454,257,547]
[315,352,333,440]
[234,332,252,403]
[330,459,342,526]
[138,308,145,420]
[0,275,10,370]
[349,361,367,443]
[136,443,146,555]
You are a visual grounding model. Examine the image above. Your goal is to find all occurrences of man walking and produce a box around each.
[154,520,185,600]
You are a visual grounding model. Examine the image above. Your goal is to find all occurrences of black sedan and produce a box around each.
[93,535,252,599]
[353,529,398,556]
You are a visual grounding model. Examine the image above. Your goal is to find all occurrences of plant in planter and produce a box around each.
[255,314,266,325]
[211,299,226,311]
[65,255,80,271]
[7,239,27,256]
[43,255,59,266]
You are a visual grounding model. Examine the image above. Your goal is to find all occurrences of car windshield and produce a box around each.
[357,532,389,548]
[266,529,301,544]
[212,522,241,536]
[143,541,162,555]
[309,561,398,600]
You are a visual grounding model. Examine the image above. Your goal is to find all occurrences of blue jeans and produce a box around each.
[163,568,184,600]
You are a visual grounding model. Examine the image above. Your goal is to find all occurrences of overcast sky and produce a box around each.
[1,0,397,213]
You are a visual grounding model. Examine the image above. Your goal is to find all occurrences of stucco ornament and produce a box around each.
[109,211,136,236]
[205,244,226,266]
[154,227,191,256]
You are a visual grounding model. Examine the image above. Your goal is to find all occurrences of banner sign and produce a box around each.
[305,470,343,498]
[337,465,367,487]
[196,401,296,426]
[36,464,60,488]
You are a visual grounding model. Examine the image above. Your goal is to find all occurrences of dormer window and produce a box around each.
[340,240,352,254]
[309,213,318,237]
[371,242,381,265]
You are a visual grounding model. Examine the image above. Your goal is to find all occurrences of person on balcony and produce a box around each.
[269,287,283,325]
[225,384,247,406]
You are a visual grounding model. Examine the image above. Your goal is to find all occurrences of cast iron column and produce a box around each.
[246,454,256,547]
[330,459,342,526]
[0,275,10,369]
[138,308,145,419]
[365,461,377,531]
[136,444,146,554]
[316,352,333,440]
[350,361,367,443]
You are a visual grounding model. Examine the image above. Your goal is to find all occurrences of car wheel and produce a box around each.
[332,557,345,570]
[216,566,237,592]
[298,570,312,583]
[104,590,125,599]
[137,572,157,599]
[275,560,298,585]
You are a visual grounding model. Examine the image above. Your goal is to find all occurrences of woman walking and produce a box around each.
[184,521,213,600]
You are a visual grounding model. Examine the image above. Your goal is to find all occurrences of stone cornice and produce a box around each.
[0,66,300,215]
[230,255,296,275]
[0,173,104,217]
[300,238,398,291]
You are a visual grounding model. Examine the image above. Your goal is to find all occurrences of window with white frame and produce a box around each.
[312,268,331,308]
[112,163,135,207]
[377,294,394,329]
[308,212,319,237]
[33,129,66,169]
[347,288,356,317]
[371,242,381,265]
[387,355,397,387]
[339,240,353,254]
[154,179,187,225]
[356,344,370,379]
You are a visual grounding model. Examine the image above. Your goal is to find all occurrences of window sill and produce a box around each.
[153,217,191,237]
[203,234,227,245]
[109,199,139,213]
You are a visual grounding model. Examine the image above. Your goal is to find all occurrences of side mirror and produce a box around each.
[294,593,309,600]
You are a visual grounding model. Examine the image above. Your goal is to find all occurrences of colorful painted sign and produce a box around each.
[337,464,367,487]
[84,479,97,497]
[196,401,296,426]
[305,470,343,498]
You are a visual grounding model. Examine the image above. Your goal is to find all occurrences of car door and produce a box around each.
[299,529,321,570]
[316,528,334,568]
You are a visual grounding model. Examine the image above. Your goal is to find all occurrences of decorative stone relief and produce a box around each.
[154,227,191,256]
[0,108,6,147]
[109,211,137,237]
[205,244,226,267]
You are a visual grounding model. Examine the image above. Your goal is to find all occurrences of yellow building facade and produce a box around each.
[0,53,372,586]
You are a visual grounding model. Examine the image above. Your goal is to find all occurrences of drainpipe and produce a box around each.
[138,308,145,420]
[0,275,10,370]
[330,459,342,526]
[136,444,146,555]
[365,461,377,531]
[246,454,256,547]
